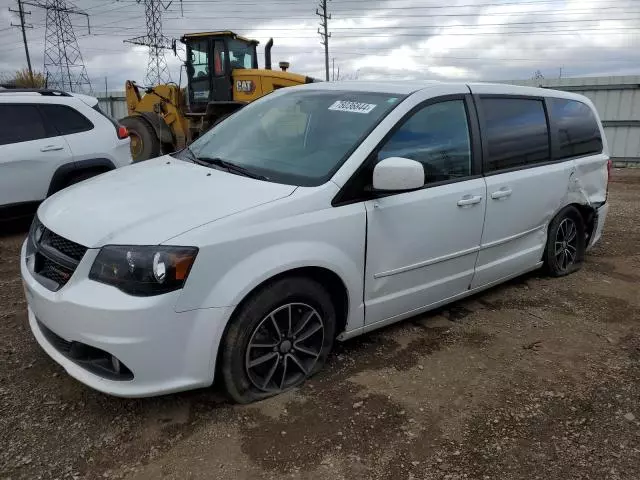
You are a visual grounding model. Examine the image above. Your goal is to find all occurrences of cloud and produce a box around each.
[0,0,638,91]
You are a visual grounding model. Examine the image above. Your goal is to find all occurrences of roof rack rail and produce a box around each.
[0,88,72,96]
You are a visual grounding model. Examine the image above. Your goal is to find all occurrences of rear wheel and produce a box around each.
[120,116,160,162]
[221,277,336,404]
[544,206,586,277]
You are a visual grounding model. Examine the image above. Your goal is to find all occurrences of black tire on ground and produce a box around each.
[120,116,160,162]
[221,276,337,404]
[544,205,586,277]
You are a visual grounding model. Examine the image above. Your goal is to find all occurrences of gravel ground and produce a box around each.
[1,169,639,480]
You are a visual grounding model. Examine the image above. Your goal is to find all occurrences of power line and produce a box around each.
[81,17,640,32]
[118,0,634,9]
[163,6,640,20]
[79,26,640,38]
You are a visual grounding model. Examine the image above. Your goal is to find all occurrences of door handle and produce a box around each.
[457,195,483,207]
[491,188,512,200]
[40,145,64,152]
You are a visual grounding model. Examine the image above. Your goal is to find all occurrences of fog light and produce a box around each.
[111,355,121,373]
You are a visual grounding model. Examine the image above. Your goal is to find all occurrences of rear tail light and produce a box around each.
[117,126,129,139]
[606,159,612,201]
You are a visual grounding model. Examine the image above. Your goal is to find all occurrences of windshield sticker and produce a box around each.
[328,100,377,114]
[387,97,399,104]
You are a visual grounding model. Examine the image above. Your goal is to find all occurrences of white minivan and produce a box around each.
[21,81,610,403]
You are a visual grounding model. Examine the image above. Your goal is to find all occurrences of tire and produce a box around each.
[120,116,160,162]
[544,206,586,277]
[221,277,336,404]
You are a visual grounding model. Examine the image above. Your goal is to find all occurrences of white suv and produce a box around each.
[21,81,610,403]
[0,89,131,221]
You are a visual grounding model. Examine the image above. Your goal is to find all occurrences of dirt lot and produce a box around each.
[1,169,639,480]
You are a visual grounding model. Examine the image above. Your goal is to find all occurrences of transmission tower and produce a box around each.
[124,1,174,86]
[24,0,92,93]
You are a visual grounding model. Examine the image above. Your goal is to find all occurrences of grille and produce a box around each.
[44,231,87,261]
[29,218,87,292]
[37,320,72,354]
[35,255,75,289]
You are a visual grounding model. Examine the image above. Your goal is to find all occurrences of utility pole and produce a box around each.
[332,58,335,81]
[316,0,331,81]
[9,0,34,83]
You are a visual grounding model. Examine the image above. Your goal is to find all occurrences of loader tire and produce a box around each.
[121,116,161,162]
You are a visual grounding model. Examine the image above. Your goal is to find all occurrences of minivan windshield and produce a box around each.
[184,89,405,186]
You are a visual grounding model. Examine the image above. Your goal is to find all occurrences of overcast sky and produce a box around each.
[1,0,639,93]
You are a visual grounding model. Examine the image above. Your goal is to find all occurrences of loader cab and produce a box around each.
[182,31,259,114]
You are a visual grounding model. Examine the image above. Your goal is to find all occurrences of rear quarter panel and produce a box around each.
[570,97,609,207]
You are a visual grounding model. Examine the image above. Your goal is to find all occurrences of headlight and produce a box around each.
[89,245,198,296]
[26,216,44,257]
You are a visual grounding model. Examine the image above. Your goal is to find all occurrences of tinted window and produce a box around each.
[40,104,93,135]
[481,98,550,172]
[190,39,209,78]
[213,40,225,75]
[378,100,472,183]
[93,103,119,129]
[0,105,47,145]
[550,98,602,158]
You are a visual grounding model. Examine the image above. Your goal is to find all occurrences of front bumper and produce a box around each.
[21,241,232,398]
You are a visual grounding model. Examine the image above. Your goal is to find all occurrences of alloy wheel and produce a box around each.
[554,217,578,272]
[245,303,325,393]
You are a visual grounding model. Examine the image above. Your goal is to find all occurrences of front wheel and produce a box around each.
[544,206,586,277]
[120,116,161,162]
[220,277,336,404]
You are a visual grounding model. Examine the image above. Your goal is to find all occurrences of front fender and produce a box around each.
[176,241,365,333]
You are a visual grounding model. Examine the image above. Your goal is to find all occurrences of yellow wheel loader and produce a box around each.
[121,31,316,162]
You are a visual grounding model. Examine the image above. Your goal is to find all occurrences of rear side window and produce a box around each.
[93,103,119,129]
[480,97,550,172]
[39,104,94,135]
[0,104,48,145]
[549,98,602,158]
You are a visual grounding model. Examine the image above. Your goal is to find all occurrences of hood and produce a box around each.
[38,156,296,247]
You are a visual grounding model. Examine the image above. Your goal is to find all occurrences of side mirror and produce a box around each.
[373,157,425,191]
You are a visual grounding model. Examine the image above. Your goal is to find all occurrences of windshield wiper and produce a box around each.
[196,156,269,181]
[172,145,198,162]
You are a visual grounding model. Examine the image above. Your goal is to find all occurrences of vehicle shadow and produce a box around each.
[76,268,545,411]
[0,216,32,237]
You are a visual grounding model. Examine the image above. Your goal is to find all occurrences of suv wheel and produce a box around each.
[221,277,336,404]
[544,206,586,277]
